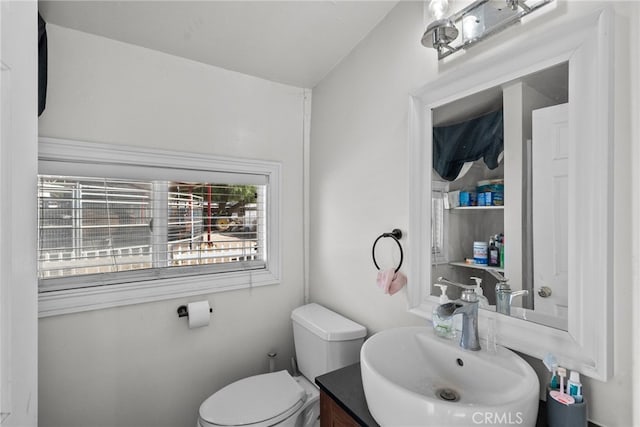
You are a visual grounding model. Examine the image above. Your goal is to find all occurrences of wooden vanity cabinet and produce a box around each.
[320,390,361,427]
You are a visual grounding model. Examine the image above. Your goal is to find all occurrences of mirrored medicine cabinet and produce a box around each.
[408,7,613,380]
[430,61,569,331]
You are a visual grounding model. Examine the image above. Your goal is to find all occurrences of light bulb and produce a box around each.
[428,0,450,21]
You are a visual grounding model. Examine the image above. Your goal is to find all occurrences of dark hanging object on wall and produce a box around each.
[433,109,504,181]
[38,12,48,117]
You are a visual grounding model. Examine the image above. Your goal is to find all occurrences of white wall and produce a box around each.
[0,1,39,425]
[38,25,306,427]
[309,1,432,333]
[309,2,638,426]
[633,7,640,426]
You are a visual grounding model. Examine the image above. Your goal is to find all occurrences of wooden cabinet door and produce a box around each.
[320,391,361,427]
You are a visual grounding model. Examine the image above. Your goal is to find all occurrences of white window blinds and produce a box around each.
[431,181,448,263]
[431,191,445,256]
[38,175,267,291]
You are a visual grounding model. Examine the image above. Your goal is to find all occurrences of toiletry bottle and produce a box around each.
[543,353,560,390]
[488,237,500,267]
[499,236,505,268]
[568,371,583,403]
[550,367,575,405]
[471,276,491,309]
[433,284,454,339]
[473,241,489,265]
[550,366,560,390]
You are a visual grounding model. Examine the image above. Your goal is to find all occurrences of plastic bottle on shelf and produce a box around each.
[488,237,500,267]
[473,241,489,265]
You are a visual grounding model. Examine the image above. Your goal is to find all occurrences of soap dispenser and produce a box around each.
[471,276,491,309]
[433,284,455,339]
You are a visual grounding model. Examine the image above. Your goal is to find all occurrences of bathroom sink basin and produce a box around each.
[360,326,539,426]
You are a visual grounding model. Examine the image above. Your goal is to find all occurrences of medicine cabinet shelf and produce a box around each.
[449,261,505,274]
[450,206,504,211]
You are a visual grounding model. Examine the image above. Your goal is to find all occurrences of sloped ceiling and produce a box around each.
[38,1,399,88]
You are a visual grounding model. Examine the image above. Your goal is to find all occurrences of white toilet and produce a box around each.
[197,303,367,427]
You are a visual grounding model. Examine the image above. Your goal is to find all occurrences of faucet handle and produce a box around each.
[486,268,508,283]
[437,277,476,291]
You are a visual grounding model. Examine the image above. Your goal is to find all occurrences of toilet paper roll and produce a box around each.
[187,300,211,329]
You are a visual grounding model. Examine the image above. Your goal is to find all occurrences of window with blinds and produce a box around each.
[432,192,444,255]
[431,182,448,263]
[38,175,266,291]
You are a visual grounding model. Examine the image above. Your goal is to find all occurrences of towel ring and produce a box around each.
[372,229,404,273]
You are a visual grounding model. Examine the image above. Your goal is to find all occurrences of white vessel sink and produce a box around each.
[360,326,539,426]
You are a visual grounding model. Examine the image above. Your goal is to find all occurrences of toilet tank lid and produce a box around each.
[291,303,366,341]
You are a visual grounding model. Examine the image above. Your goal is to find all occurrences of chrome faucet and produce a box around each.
[436,277,481,351]
[487,269,529,316]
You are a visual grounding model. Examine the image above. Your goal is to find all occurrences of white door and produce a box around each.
[0,1,39,425]
[531,103,569,317]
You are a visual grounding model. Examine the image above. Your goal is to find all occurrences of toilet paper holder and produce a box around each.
[177,304,213,318]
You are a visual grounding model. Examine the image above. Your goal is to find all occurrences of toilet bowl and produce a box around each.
[197,371,319,427]
[197,303,366,427]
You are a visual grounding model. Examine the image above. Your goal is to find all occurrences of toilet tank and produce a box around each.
[291,303,367,383]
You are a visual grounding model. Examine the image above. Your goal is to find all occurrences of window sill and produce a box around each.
[38,268,279,317]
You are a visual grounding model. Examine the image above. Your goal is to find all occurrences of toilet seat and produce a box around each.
[198,370,306,427]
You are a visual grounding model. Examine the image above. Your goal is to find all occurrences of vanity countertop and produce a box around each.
[315,362,598,427]
[315,362,379,426]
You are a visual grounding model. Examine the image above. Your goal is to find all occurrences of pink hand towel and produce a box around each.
[376,269,408,295]
[377,269,395,293]
[388,271,407,295]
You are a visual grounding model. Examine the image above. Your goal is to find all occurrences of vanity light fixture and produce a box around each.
[422,0,459,51]
[421,0,553,60]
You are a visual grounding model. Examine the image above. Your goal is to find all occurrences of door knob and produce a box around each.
[537,286,552,298]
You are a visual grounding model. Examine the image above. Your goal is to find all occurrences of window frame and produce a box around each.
[37,137,281,317]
